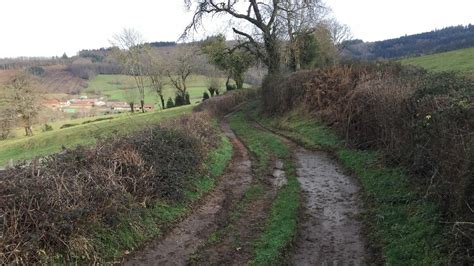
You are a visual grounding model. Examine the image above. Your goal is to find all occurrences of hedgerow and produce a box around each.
[261,63,473,263]
[0,111,221,264]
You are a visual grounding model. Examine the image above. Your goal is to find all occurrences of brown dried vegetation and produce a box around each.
[262,63,474,262]
[0,112,219,264]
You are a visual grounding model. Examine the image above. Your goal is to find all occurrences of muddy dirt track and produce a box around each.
[124,115,367,265]
[291,147,366,265]
[250,119,368,265]
[124,118,253,266]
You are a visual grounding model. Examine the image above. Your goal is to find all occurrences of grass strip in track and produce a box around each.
[229,111,300,265]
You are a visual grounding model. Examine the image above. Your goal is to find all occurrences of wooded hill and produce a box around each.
[343,24,474,60]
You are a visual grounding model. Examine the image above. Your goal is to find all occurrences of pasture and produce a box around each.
[85,74,229,105]
[400,47,474,77]
[0,105,192,166]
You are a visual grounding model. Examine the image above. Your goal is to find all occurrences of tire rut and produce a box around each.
[291,147,367,265]
[249,118,367,265]
[124,118,253,266]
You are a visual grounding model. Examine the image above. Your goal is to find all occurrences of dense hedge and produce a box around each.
[0,112,219,264]
[262,63,473,262]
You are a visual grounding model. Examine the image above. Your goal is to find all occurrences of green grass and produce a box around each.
[185,135,233,201]
[228,111,300,265]
[0,106,193,166]
[229,112,290,175]
[260,112,445,265]
[85,74,231,105]
[68,129,234,263]
[250,163,299,266]
[400,47,474,77]
[10,112,120,138]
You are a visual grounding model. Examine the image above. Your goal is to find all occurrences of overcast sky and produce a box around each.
[0,0,472,58]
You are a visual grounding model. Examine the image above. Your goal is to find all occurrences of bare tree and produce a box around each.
[325,18,353,55]
[201,35,255,90]
[208,77,222,96]
[4,74,42,136]
[280,0,327,70]
[111,28,149,113]
[145,52,167,109]
[312,22,338,66]
[184,0,282,75]
[166,45,197,105]
[184,0,327,74]
[0,105,15,140]
[123,88,138,112]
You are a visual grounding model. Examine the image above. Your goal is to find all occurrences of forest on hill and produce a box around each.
[343,24,474,59]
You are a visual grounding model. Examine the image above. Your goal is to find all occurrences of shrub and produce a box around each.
[185,92,191,104]
[0,108,15,140]
[166,97,175,108]
[203,92,210,101]
[226,83,237,91]
[208,77,222,96]
[27,66,45,76]
[175,93,191,107]
[0,112,219,264]
[81,117,114,125]
[60,123,78,129]
[208,87,215,97]
[41,123,53,132]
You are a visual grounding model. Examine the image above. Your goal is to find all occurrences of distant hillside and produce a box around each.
[400,47,474,77]
[77,42,176,62]
[343,24,474,60]
[0,65,87,94]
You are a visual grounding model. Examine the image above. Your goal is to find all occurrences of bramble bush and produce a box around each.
[0,112,219,264]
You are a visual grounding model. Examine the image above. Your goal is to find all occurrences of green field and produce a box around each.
[85,74,229,105]
[400,47,474,77]
[0,106,192,166]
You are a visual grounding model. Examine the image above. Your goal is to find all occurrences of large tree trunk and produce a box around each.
[24,126,33,136]
[160,95,166,110]
[140,100,145,113]
[182,82,190,105]
[294,43,302,71]
[23,117,33,136]
[129,103,135,113]
[235,74,244,90]
[265,34,281,75]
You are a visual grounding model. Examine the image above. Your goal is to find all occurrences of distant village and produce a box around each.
[43,96,154,115]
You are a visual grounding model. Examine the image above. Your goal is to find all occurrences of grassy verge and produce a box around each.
[228,111,300,265]
[259,112,445,265]
[0,105,193,166]
[66,132,233,263]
